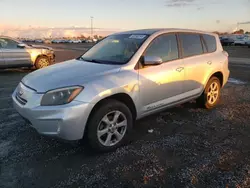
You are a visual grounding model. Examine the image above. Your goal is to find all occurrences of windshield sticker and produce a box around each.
[112,40,120,43]
[129,35,146,39]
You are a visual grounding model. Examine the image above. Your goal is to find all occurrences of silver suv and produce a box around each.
[12,29,230,152]
[0,36,55,69]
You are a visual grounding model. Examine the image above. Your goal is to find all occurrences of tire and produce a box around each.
[196,77,221,109]
[87,99,133,152]
[35,56,50,69]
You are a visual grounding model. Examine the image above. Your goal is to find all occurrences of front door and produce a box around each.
[0,38,32,67]
[138,33,184,114]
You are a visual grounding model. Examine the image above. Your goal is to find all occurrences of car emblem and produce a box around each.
[18,90,24,96]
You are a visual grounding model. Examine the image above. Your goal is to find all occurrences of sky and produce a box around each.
[1,0,250,38]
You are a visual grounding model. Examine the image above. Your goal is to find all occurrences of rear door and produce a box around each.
[178,33,211,96]
[0,38,32,67]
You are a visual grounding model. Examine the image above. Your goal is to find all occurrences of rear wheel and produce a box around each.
[87,99,133,152]
[35,56,50,69]
[197,77,221,109]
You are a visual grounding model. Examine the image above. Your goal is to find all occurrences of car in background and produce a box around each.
[71,39,82,44]
[233,36,250,46]
[12,29,229,152]
[0,36,55,69]
[246,40,250,48]
[86,39,93,43]
[35,39,44,43]
[220,37,234,46]
[52,39,62,43]
[234,38,247,46]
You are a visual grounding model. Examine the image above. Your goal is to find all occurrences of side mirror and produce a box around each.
[17,43,26,48]
[143,56,163,66]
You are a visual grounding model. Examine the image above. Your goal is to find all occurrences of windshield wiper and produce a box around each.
[78,57,104,64]
[78,57,124,65]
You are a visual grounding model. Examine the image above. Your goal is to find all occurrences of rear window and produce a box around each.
[202,34,217,53]
[179,33,203,58]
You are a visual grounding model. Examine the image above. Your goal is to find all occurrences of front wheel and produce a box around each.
[35,56,50,69]
[87,99,133,152]
[197,77,221,109]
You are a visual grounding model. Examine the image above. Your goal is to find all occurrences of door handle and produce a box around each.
[207,61,212,65]
[176,67,184,72]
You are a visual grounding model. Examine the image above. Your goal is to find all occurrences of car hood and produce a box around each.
[22,59,121,93]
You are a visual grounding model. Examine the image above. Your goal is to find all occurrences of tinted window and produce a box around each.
[145,34,178,62]
[179,33,203,57]
[203,34,216,52]
[0,38,19,49]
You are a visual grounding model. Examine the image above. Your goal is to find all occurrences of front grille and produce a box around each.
[16,93,27,105]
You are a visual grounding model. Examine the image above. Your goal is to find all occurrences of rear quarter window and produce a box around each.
[202,34,217,53]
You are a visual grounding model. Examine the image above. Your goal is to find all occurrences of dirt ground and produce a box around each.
[1,45,250,188]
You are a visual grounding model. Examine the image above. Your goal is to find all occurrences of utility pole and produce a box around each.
[91,16,94,38]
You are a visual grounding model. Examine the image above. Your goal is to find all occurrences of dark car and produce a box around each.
[220,37,234,46]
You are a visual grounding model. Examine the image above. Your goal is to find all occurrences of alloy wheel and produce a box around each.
[38,58,49,68]
[97,111,127,147]
[207,81,219,105]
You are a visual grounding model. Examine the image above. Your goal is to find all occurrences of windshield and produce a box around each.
[79,34,149,64]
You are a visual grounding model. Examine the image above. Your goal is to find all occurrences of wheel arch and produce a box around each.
[89,93,137,121]
[84,93,137,137]
[205,71,224,88]
[35,54,49,63]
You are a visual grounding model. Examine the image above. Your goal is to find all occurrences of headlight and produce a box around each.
[41,86,83,106]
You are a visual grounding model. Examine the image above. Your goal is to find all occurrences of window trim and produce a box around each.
[201,34,217,54]
[142,32,180,63]
[200,35,208,53]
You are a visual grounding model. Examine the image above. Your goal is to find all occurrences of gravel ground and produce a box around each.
[1,46,250,188]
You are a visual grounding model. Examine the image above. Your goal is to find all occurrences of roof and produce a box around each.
[112,28,215,36]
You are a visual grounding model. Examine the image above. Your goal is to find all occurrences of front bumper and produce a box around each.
[12,84,94,141]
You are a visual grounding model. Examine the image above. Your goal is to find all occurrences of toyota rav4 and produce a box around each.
[12,29,230,152]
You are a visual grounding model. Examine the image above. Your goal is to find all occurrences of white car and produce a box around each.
[234,37,249,46]
[72,39,82,44]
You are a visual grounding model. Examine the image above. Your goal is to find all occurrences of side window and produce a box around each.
[179,33,203,58]
[145,34,179,62]
[202,34,217,53]
[0,38,19,49]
